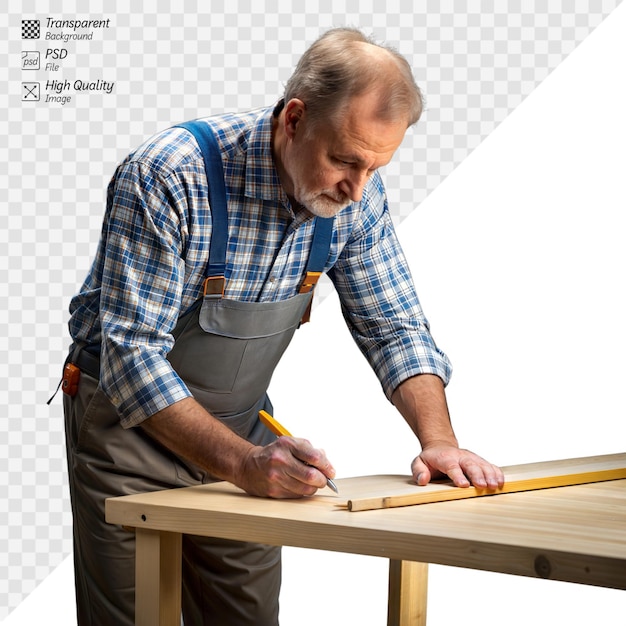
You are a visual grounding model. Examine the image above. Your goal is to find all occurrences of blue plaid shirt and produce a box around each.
[68,105,452,428]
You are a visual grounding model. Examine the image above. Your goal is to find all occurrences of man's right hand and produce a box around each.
[238,436,336,498]
[142,397,335,499]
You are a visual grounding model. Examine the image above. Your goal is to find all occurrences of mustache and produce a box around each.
[322,189,349,204]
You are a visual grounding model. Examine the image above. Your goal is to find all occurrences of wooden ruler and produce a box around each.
[346,452,626,512]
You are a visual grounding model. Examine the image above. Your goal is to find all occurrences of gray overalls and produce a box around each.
[63,121,333,626]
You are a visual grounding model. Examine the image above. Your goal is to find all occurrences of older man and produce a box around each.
[62,27,503,626]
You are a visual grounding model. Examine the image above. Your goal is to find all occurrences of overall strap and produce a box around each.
[176,119,334,321]
[175,120,228,298]
[299,216,334,323]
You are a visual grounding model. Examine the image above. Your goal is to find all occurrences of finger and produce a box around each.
[286,462,328,492]
[288,438,336,480]
[315,448,336,479]
[258,439,320,497]
[481,463,506,489]
[494,466,506,488]
[458,457,505,490]
[266,475,319,499]
[410,456,432,486]
[445,463,471,488]
[268,438,330,491]
[264,459,320,498]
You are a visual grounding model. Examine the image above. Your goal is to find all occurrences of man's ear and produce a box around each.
[283,98,306,140]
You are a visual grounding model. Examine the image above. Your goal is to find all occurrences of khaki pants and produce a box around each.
[64,372,281,625]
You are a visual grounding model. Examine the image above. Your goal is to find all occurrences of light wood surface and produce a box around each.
[135,530,181,626]
[387,560,428,626]
[106,452,626,591]
[346,452,626,511]
[105,454,626,625]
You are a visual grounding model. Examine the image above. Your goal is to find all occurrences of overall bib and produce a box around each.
[63,120,333,626]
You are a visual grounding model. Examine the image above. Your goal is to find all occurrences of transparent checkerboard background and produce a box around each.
[0,0,622,618]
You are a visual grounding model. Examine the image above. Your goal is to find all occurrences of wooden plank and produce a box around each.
[135,529,182,626]
[387,560,428,626]
[347,452,626,511]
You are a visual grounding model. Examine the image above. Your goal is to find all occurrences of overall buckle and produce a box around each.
[298,271,321,294]
[203,275,225,298]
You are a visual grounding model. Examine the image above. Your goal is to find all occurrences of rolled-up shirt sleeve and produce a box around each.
[328,173,452,400]
[98,159,193,428]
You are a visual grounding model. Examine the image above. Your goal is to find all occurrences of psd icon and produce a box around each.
[22,51,40,70]
[22,19,40,39]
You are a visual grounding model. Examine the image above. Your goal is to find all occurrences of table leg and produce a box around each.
[135,528,182,626]
[387,559,428,626]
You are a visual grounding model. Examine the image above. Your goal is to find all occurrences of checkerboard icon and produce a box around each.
[22,19,40,39]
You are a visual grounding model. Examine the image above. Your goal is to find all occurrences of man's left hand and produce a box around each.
[411,444,505,489]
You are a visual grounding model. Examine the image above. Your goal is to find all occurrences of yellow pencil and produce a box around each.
[258,410,339,494]
[259,410,293,437]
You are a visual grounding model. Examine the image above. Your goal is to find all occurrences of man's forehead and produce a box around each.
[328,112,407,164]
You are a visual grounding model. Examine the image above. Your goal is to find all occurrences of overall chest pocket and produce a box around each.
[167,295,310,400]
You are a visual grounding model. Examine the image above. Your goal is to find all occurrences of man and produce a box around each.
[63,27,504,625]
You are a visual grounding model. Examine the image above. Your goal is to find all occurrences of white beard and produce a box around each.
[297,188,351,218]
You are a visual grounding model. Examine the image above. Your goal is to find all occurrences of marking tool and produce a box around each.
[258,410,339,494]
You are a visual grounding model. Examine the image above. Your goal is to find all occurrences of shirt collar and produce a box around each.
[244,104,289,205]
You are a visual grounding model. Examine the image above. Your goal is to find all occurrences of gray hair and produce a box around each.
[283,27,423,131]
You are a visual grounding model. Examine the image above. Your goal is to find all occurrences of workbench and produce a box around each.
[105,454,626,625]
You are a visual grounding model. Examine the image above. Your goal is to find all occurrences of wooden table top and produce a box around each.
[106,460,626,590]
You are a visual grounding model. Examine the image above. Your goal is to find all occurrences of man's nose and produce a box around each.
[339,169,371,203]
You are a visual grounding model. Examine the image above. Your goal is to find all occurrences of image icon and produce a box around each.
[22,82,40,101]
